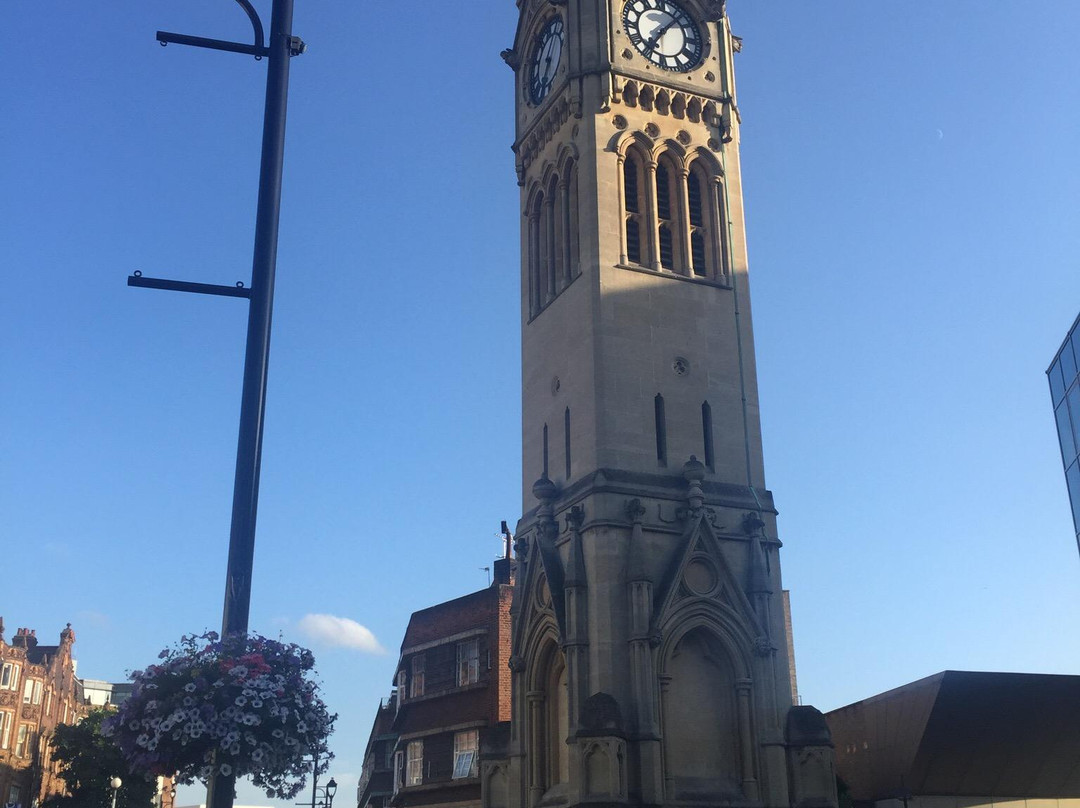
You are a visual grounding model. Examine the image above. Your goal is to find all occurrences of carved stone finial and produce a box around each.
[703,0,727,22]
[514,533,531,562]
[683,456,706,512]
[742,511,765,536]
[533,475,558,504]
[567,505,585,532]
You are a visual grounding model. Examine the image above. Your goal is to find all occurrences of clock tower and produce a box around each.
[484,4,838,808]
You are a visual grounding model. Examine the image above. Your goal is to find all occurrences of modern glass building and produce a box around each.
[1047,313,1080,555]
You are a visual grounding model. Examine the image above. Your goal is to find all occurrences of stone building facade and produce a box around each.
[0,621,84,808]
[481,3,839,808]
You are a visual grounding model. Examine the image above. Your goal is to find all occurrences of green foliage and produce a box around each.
[43,710,157,808]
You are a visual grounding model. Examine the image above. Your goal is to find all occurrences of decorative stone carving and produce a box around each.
[644,122,661,138]
[613,114,628,130]
[753,636,775,657]
[626,498,646,523]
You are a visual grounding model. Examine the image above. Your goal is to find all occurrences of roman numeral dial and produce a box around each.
[622,0,703,73]
[529,17,564,105]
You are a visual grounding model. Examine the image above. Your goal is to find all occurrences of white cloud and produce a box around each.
[297,614,385,654]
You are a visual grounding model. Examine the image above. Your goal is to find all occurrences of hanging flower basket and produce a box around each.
[104,632,336,800]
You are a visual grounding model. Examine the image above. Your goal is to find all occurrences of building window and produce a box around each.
[14,724,30,758]
[0,663,19,690]
[457,639,480,686]
[396,670,407,703]
[8,786,20,806]
[22,679,33,704]
[0,712,12,749]
[45,690,52,716]
[410,655,425,699]
[623,153,646,265]
[452,730,479,779]
[393,750,404,795]
[406,740,423,786]
[32,681,42,705]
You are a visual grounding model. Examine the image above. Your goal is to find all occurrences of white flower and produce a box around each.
[184,683,197,692]
[229,665,248,678]
[235,696,248,707]
[220,764,233,776]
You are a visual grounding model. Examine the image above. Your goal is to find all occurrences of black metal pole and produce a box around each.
[208,0,295,806]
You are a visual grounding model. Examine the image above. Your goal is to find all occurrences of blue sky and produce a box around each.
[3,2,1079,806]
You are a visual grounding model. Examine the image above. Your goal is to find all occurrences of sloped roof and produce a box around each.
[826,671,1080,801]
[400,587,496,649]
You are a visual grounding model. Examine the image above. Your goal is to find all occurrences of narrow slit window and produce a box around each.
[655,394,667,467]
[564,407,572,480]
[543,423,549,478]
[702,401,715,470]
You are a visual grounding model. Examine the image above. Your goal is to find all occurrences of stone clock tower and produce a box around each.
[482,3,838,808]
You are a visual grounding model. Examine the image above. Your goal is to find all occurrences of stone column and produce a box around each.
[527,691,545,806]
[736,678,759,801]
[645,160,661,270]
[677,168,692,275]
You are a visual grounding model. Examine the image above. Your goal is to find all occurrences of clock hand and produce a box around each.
[644,16,678,55]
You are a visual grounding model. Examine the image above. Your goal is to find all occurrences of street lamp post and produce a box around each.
[109,777,123,808]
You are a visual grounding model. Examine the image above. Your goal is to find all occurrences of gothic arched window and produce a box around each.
[656,154,686,272]
[528,190,546,316]
[622,151,647,266]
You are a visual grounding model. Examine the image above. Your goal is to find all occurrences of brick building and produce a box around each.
[358,557,514,808]
[0,620,85,808]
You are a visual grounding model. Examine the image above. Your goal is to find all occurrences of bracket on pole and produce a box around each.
[156,0,274,58]
[128,271,251,299]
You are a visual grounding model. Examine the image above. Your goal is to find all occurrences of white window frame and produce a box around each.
[452,729,479,779]
[0,712,12,749]
[14,724,29,758]
[457,639,480,686]
[396,670,407,703]
[22,679,33,704]
[45,690,52,716]
[0,663,19,691]
[406,740,423,786]
[32,681,42,706]
[410,654,425,699]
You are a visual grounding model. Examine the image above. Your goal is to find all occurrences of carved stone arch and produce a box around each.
[524,178,546,215]
[657,610,758,801]
[524,624,570,801]
[554,142,580,177]
[638,84,655,112]
[686,146,723,177]
[658,605,754,679]
[611,129,656,159]
[652,139,688,167]
[671,93,687,119]
[687,97,703,123]
[656,89,671,116]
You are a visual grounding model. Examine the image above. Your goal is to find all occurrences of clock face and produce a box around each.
[623,0,703,73]
[529,17,564,104]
